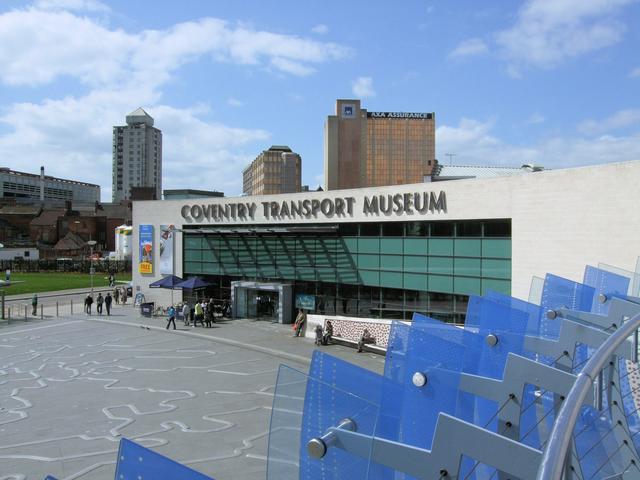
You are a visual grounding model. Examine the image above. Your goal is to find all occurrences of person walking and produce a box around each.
[166,305,176,330]
[293,309,306,337]
[108,273,114,287]
[194,301,203,327]
[121,287,127,305]
[31,293,38,316]
[104,293,112,316]
[5,268,10,282]
[113,287,120,305]
[181,302,190,326]
[96,293,104,315]
[85,294,93,315]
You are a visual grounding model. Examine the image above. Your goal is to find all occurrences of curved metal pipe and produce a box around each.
[536,312,640,480]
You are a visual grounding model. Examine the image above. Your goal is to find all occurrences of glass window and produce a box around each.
[456,221,482,237]
[431,222,454,237]
[484,220,511,237]
[382,222,404,237]
[406,222,428,236]
[360,223,381,236]
[337,284,358,315]
[339,223,358,236]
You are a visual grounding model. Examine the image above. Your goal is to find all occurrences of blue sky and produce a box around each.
[0,0,639,201]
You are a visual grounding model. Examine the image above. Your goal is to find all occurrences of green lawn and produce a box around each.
[0,272,132,296]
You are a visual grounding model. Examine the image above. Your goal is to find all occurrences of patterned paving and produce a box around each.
[0,318,307,479]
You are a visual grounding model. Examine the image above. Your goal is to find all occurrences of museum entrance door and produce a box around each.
[231,281,293,324]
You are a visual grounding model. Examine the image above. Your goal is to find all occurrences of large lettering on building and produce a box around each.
[180,191,446,223]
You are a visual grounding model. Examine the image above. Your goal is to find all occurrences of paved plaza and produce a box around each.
[0,303,384,480]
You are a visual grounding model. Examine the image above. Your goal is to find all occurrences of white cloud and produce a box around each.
[311,24,329,34]
[630,67,640,78]
[578,109,640,135]
[33,0,110,12]
[449,38,488,58]
[437,117,640,169]
[227,97,244,107]
[495,0,635,68]
[0,9,352,87]
[352,76,376,98]
[0,6,357,200]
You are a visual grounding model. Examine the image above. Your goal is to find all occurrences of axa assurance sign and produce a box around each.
[180,190,447,224]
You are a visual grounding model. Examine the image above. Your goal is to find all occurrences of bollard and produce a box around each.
[24,304,27,320]
[56,301,59,317]
[8,306,10,321]
[40,304,43,319]
[71,299,73,315]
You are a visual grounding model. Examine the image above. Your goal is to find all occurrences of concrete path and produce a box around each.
[0,303,384,480]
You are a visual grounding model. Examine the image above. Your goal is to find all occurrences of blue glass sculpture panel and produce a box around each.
[115,438,214,480]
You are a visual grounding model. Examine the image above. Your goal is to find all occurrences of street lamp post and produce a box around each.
[87,240,97,296]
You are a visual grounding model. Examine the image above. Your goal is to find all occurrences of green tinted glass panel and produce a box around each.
[380,255,402,271]
[317,268,337,282]
[380,271,403,289]
[258,265,277,278]
[200,262,219,275]
[429,256,453,275]
[403,255,428,273]
[404,272,429,291]
[184,249,202,262]
[454,257,481,277]
[454,238,481,257]
[296,268,316,281]
[454,276,482,295]
[429,238,454,256]
[337,269,359,285]
[184,261,202,274]
[404,238,428,255]
[184,236,202,249]
[359,270,380,286]
[201,250,216,262]
[380,238,403,254]
[482,239,511,258]
[277,266,295,279]
[482,258,511,279]
[358,254,379,269]
[429,275,453,293]
[482,278,511,295]
[342,237,358,254]
[358,238,380,254]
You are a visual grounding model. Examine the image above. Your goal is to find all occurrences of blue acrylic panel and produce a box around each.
[572,405,626,479]
[299,351,384,480]
[598,262,640,297]
[267,365,307,480]
[382,321,463,450]
[115,438,214,480]
[539,273,595,340]
[484,290,543,338]
[583,265,630,315]
[44,477,58,480]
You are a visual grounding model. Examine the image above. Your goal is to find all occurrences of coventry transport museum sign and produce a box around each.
[180,191,447,223]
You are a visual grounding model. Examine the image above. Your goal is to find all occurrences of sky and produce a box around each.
[0,0,639,201]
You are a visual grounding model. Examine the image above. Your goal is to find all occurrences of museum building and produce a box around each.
[133,160,640,324]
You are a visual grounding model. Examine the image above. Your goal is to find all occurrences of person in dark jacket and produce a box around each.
[85,294,94,315]
[96,294,104,315]
[32,294,38,316]
[322,320,333,345]
[104,293,113,316]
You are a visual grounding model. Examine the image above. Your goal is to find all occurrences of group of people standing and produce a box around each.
[293,309,333,345]
[166,298,231,330]
[84,292,113,315]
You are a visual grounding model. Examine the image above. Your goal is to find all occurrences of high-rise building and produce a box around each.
[112,108,162,202]
[242,146,302,196]
[324,99,435,190]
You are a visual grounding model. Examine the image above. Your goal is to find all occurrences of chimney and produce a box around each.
[40,166,45,201]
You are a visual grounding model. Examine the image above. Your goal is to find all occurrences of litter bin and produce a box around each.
[140,302,154,317]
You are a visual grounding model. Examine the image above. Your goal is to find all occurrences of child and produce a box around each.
[314,325,323,346]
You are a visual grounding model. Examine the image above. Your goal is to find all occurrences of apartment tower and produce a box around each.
[324,99,435,190]
[112,108,162,202]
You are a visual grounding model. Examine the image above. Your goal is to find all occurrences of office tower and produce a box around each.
[112,108,162,202]
[243,146,302,196]
[324,99,435,190]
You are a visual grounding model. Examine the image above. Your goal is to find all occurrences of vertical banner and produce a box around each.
[159,224,175,275]
[139,224,154,274]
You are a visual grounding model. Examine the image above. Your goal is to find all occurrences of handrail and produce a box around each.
[536,312,640,480]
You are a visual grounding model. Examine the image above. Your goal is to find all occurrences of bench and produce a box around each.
[330,335,387,356]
